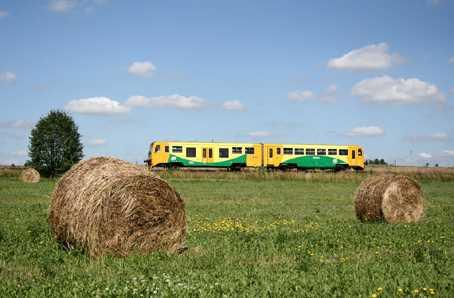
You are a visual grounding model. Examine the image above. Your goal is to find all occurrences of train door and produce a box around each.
[265,145,282,167]
[202,147,214,164]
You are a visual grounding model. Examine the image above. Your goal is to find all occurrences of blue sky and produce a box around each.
[1,0,453,166]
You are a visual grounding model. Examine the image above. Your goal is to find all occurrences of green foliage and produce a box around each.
[365,158,388,165]
[27,110,83,177]
[0,176,453,296]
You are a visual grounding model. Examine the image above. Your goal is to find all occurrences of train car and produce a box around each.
[147,141,365,170]
[263,144,364,171]
[147,141,263,169]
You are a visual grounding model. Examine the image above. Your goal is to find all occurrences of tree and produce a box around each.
[27,110,83,177]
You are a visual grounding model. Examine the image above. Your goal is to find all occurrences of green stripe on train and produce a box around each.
[168,154,247,167]
[282,156,347,169]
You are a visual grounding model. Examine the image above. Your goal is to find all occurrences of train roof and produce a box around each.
[151,140,362,147]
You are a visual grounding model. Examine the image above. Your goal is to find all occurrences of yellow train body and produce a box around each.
[148,141,364,170]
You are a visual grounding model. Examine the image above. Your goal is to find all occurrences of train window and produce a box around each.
[203,148,207,158]
[358,149,363,156]
[277,148,281,155]
[328,149,337,155]
[294,148,304,155]
[219,148,229,158]
[209,148,213,158]
[245,147,255,154]
[352,150,356,159]
[317,149,326,155]
[165,146,169,153]
[232,147,242,154]
[306,148,315,155]
[269,148,273,158]
[339,149,348,156]
[284,148,293,155]
[172,146,182,153]
[186,147,196,158]
[154,145,161,153]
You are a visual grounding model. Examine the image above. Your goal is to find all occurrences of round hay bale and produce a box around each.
[20,168,40,183]
[354,175,424,223]
[49,157,187,257]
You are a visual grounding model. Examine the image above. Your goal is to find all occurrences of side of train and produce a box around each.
[147,141,365,170]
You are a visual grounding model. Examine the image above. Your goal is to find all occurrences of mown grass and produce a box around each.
[0,175,453,297]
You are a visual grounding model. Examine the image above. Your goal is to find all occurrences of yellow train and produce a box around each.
[147,141,365,170]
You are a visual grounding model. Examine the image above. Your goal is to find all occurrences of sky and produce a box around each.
[1,0,454,166]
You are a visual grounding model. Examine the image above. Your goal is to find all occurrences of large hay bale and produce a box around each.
[20,168,40,183]
[49,157,187,257]
[354,175,424,223]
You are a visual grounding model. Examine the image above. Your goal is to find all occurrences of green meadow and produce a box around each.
[0,173,453,297]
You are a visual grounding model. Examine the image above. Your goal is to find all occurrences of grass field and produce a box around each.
[0,172,453,297]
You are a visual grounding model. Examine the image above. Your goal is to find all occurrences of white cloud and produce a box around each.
[125,95,206,110]
[87,138,106,146]
[352,76,445,104]
[248,131,272,137]
[289,85,337,103]
[418,152,432,159]
[128,61,156,77]
[443,150,454,156]
[65,97,130,115]
[288,90,314,101]
[0,10,8,18]
[0,120,34,129]
[49,0,109,13]
[222,100,245,111]
[449,57,454,64]
[320,84,337,102]
[405,132,449,143]
[49,0,78,13]
[346,126,384,137]
[13,150,27,157]
[0,72,16,84]
[328,43,403,71]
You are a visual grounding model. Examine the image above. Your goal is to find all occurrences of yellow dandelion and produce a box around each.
[377,287,383,292]
[370,294,377,298]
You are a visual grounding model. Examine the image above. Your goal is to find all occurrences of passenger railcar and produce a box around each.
[146,141,364,170]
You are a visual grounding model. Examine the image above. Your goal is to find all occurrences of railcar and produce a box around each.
[146,141,364,170]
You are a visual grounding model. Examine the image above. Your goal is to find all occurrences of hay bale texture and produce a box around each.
[355,175,424,223]
[20,168,40,183]
[49,157,187,257]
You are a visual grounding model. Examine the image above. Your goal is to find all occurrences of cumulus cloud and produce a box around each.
[443,150,454,156]
[49,0,77,12]
[65,97,130,115]
[13,150,27,157]
[0,72,16,84]
[289,85,337,103]
[86,138,106,146]
[0,120,34,129]
[128,61,156,77]
[222,100,245,111]
[248,131,272,137]
[418,152,432,159]
[328,43,403,71]
[352,76,445,104]
[404,132,449,143]
[288,90,314,101]
[319,84,337,102]
[346,126,384,137]
[125,95,206,110]
[49,0,109,13]
[0,10,8,18]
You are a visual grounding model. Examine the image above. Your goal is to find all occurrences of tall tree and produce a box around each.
[27,110,83,177]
